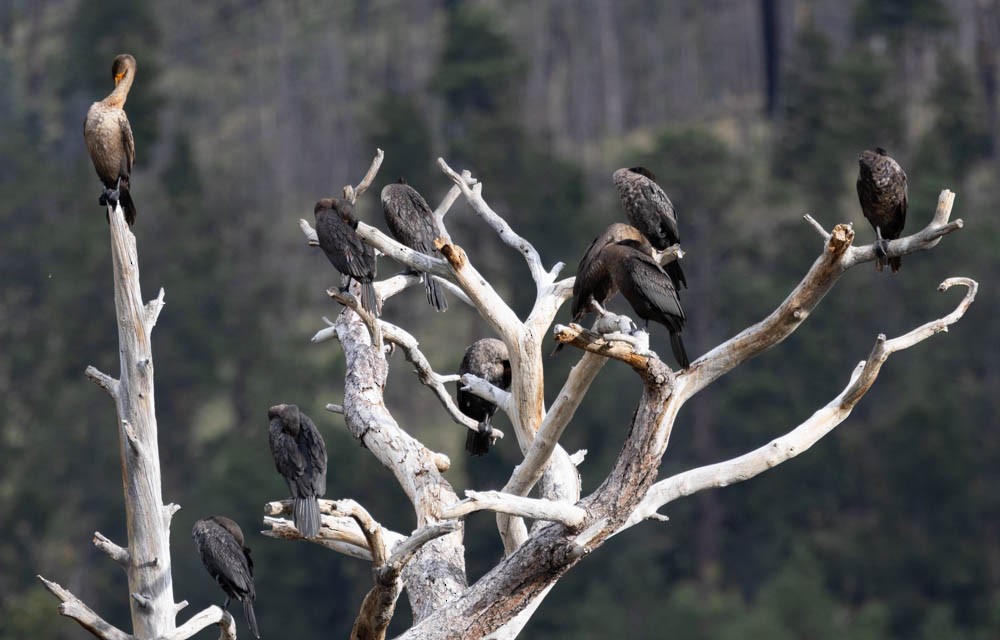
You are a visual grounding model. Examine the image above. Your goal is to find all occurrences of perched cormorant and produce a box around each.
[314,198,379,315]
[84,54,138,225]
[381,179,448,311]
[571,223,654,325]
[602,240,689,369]
[192,516,260,639]
[857,148,907,273]
[457,339,511,456]
[613,167,686,290]
[268,403,327,539]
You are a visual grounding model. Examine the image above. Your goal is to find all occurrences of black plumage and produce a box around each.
[84,54,138,225]
[613,167,686,290]
[381,179,448,311]
[857,148,908,273]
[314,198,380,315]
[192,516,259,639]
[457,338,511,456]
[603,240,689,369]
[268,404,327,539]
[571,223,654,325]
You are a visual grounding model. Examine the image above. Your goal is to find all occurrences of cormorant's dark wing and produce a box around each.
[269,420,307,497]
[627,254,686,330]
[571,232,613,321]
[119,111,135,176]
[298,413,328,497]
[193,522,255,600]
[317,214,377,280]
[639,179,680,246]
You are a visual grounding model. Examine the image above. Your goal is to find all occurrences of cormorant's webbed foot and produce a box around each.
[98,190,108,206]
[873,227,888,271]
[222,597,231,611]
[105,177,122,208]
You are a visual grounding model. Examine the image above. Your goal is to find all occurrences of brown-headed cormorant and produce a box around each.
[268,403,327,539]
[857,148,907,273]
[613,167,686,290]
[381,179,447,311]
[458,338,511,456]
[314,198,379,315]
[603,239,689,369]
[192,516,259,639]
[571,223,654,325]
[84,54,138,226]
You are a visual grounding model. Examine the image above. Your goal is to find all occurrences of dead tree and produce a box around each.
[38,203,239,640]
[269,149,974,639]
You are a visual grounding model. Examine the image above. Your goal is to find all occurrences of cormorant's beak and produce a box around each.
[269,404,288,414]
[114,72,125,86]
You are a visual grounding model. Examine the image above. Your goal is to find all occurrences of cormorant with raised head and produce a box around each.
[268,403,327,539]
[192,516,260,639]
[457,339,511,456]
[857,148,907,273]
[381,179,448,311]
[314,198,379,315]
[84,54,138,225]
[613,167,686,291]
[603,239,689,369]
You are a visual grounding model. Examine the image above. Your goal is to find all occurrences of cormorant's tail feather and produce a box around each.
[119,189,137,226]
[665,260,686,290]
[550,341,566,356]
[294,497,321,539]
[465,422,492,456]
[670,332,690,369]
[888,255,901,273]
[243,598,260,639]
[425,276,448,312]
[359,280,380,317]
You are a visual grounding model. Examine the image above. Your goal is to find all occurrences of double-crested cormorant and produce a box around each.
[857,148,907,273]
[571,223,654,325]
[84,54,138,225]
[314,198,379,315]
[457,338,511,456]
[603,240,689,369]
[381,179,448,311]
[268,403,327,539]
[613,167,686,290]
[192,516,260,639]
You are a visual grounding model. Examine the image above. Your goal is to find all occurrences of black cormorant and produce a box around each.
[857,148,907,273]
[268,403,327,539]
[613,167,686,290]
[192,516,260,639]
[314,198,379,315]
[457,339,511,456]
[381,179,448,311]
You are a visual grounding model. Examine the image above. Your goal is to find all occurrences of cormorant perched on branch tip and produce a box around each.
[613,167,686,290]
[857,148,907,273]
[314,198,380,315]
[84,54,138,225]
[381,180,448,311]
[268,404,327,539]
[603,240,690,369]
[458,339,511,456]
[192,516,260,639]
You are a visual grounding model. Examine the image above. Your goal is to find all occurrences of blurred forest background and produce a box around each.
[1,0,998,637]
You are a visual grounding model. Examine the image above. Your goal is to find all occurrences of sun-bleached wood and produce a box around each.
[282,152,969,640]
[41,202,180,639]
[37,576,132,640]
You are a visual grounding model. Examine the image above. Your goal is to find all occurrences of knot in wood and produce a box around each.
[434,238,467,269]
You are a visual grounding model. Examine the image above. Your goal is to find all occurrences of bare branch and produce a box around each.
[381,320,504,440]
[144,287,166,330]
[802,213,831,240]
[343,148,385,205]
[84,366,119,399]
[167,606,236,640]
[460,373,513,414]
[93,532,129,567]
[441,491,587,528]
[432,183,462,241]
[438,157,557,285]
[337,499,389,566]
[262,516,374,561]
[629,278,977,526]
[38,576,132,640]
[846,189,961,267]
[552,324,656,372]
[328,287,383,351]
[386,522,461,572]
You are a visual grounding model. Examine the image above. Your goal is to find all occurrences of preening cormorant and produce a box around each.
[84,54,138,225]
[613,167,686,290]
[857,148,907,273]
[381,179,448,311]
[314,198,380,315]
[571,223,654,325]
[192,516,260,639]
[458,339,511,456]
[268,404,327,539]
[602,240,689,369]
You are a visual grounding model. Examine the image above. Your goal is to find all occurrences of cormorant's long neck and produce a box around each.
[104,73,133,109]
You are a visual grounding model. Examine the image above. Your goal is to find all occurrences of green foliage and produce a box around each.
[854,0,952,43]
